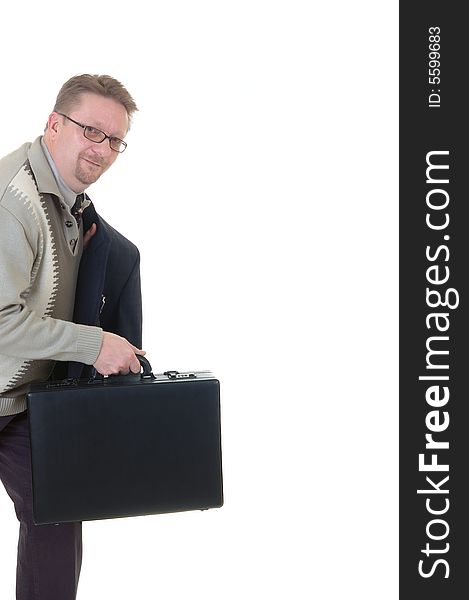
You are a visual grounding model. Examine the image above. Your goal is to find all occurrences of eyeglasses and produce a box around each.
[57,113,127,153]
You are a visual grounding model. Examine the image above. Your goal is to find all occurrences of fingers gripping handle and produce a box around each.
[90,355,154,382]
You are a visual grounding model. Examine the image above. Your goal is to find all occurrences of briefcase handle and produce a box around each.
[88,355,155,383]
[136,355,154,378]
[109,355,155,381]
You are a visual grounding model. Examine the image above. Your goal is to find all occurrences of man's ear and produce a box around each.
[46,112,60,136]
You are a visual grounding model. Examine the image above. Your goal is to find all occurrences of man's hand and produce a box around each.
[83,223,97,250]
[93,332,145,376]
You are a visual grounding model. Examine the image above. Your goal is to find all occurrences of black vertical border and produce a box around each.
[400,5,467,597]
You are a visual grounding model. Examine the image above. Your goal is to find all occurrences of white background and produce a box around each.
[0,1,398,598]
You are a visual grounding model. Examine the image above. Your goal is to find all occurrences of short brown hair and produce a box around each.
[53,74,138,124]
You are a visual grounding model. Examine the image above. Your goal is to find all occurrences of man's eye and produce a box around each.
[85,126,103,139]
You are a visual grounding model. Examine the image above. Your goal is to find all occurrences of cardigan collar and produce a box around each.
[27,136,63,198]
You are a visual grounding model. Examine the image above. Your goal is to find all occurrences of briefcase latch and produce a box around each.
[163,370,197,380]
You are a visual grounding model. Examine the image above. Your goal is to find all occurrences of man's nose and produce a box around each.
[90,140,113,158]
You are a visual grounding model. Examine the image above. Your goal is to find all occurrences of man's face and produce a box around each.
[46,93,129,193]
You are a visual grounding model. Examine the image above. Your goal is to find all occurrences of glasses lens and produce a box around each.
[110,138,127,153]
[84,126,106,143]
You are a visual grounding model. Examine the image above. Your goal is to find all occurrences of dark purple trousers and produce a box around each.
[0,410,82,599]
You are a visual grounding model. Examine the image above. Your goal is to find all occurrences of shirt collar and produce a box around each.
[40,137,81,210]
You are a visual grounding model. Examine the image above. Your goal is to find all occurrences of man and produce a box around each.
[0,74,144,599]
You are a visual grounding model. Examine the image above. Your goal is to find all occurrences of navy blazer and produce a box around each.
[65,201,142,379]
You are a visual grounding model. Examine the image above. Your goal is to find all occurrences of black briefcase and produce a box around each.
[26,358,223,525]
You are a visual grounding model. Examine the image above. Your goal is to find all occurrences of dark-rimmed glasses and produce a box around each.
[57,113,127,153]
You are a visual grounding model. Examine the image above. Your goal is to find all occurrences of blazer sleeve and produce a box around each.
[112,249,143,348]
[99,243,143,349]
